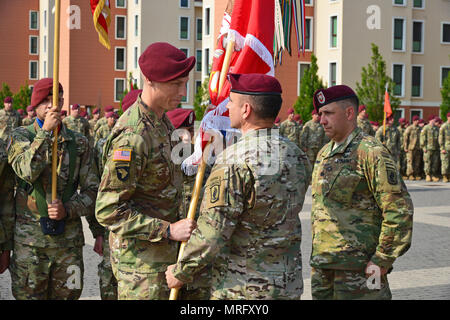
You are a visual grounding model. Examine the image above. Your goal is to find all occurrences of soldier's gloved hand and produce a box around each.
[94,236,104,256]
[48,199,67,221]
[165,264,184,289]
[168,219,197,242]
[42,106,62,132]
[0,250,10,274]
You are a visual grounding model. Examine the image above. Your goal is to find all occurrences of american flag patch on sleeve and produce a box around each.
[113,149,132,162]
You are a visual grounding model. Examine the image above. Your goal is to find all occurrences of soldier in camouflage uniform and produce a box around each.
[279,108,301,148]
[94,105,114,133]
[22,105,37,126]
[300,109,329,169]
[375,115,402,166]
[0,96,22,140]
[403,116,422,180]
[7,78,101,300]
[0,137,15,279]
[166,73,311,300]
[89,108,100,138]
[94,111,117,144]
[62,104,91,140]
[357,105,375,136]
[440,113,450,182]
[397,118,408,178]
[95,42,197,300]
[420,116,441,182]
[310,85,413,300]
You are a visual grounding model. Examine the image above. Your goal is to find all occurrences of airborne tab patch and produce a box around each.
[113,149,132,162]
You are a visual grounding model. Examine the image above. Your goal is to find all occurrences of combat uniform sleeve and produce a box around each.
[365,147,414,270]
[420,127,427,149]
[64,135,100,222]
[7,126,53,183]
[172,163,253,284]
[95,131,173,242]
[300,125,308,151]
[439,126,445,151]
[0,143,15,252]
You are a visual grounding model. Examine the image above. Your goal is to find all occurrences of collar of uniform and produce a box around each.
[325,127,362,158]
[240,128,276,140]
[136,95,167,126]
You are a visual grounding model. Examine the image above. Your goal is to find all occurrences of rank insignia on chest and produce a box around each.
[113,149,132,162]
[116,166,130,182]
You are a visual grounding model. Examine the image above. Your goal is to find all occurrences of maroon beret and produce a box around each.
[166,108,195,129]
[18,109,25,115]
[447,112,450,118]
[92,108,100,114]
[399,118,405,123]
[229,73,282,96]
[71,104,80,110]
[80,111,87,117]
[105,111,116,118]
[286,108,295,115]
[104,105,114,113]
[139,42,196,82]
[370,121,379,126]
[26,105,34,112]
[313,85,357,111]
[419,119,425,124]
[358,105,366,113]
[60,110,67,116]
[31,78,63,108]
[3,96,12,103]
[428,115,436,122]
[311,109,318,116]
[294,114,301,121]
[412,115,420,122]
[122,89,142,112]
[274,117,280,124]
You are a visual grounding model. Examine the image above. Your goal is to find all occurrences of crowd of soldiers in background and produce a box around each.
[274,105,450,183]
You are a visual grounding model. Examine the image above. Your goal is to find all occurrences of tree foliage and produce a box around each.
[0,82,32,111]
[193,78,210,121]
[440,72,450,120]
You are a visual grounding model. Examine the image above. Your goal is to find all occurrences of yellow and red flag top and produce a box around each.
[90,0,111,50]
[384,89,393,118]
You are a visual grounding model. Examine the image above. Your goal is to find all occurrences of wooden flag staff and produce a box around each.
[52,0,61,201]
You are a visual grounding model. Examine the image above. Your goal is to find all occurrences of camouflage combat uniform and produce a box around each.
[89,118,98,138]
[172,129,312,300]
[94,117,107,133]
[375,125,402,165]
[397,125,407,177]
[279,119,301,148]
[0,108,22,140]
[439,121,450,181]
[403,123,422,179]
[63,115,91,139]
[420,123,441,180]
[357,116,375,136]
[310,127,413,300]
[7,121,100,300]
[94,124,112,144]
[95,98,184,300]
[300,119,329,168]
[22,116,36,126]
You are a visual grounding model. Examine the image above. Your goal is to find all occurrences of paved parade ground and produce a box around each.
[1,180,449,300]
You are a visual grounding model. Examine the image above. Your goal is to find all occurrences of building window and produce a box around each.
[412,21,424,53]
[180,17,189,40]
[393,64,404,97]
[44,35,47,53]
[305,0,313,5]
[440,67,450,88]
[29,61,38,80]
[30,36,38,55]
[116,0,126,8]
[196,18,203,41]
[411,66,423,97]
[393,18,405,51]
[298,63,310,95]
[442,23,450,44]
[44,10,47,28]
[196,50,202,72]
[410,109,422,120]
[329,62,337,87]
[180,48,189,57]
[180,0,189,8]
[393,0,406,6]
[181,81,189,103]
[134,46,139,69]
[43,61,47,78]
[205,8,210,36]
[204,48,210,74]
[115,47,126,71]
[304,18,312,51]
[116,16,126,39]
[115,78,126,102]
[413,0,424,8]
[30,11,38,30]
[330,16,338,48]
[135,15,139,37]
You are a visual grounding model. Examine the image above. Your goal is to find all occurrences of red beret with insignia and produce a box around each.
[104,105,114,113]
[139,42,196,82]
[228,73,282,96]
[166,108,196,129]
[313,85,358,112]
[358,105,366,113]
[26,105,34,112]
[3,96,12,103]
[92,108,100,114]
[31,78,64,108]
[122,89,142,112]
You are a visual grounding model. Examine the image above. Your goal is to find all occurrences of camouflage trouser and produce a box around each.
[10,242,83,300]
[400,150,407,176]
[441,151,450,176]
[423,150,440,177]
[116,269,170,300]
[306,148,320,169]
[178,267,212,300]
[311,267,391,300]
[406,149,422,177]
[98,233,117,300]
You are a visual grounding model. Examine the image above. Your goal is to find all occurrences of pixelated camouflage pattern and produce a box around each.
[98,230,118,300]
[311,127,413,272]
[279,119,302,148]
[357,117,375,136]
[89,118,98,137]
[96,98,183,299]
[0,138,15,252]
[10,242,84,300]
[310,267,391,300]
[375,125,402,163]
[397,125,407,176]
[94,117,107,133]
[0,108,22,140]
[173,129,311,300]
[300,120,329,167]
[7,121,99,248]
[94,124,112,144]
[63,115,91,139]
[420,124,440,177]
[22,117,36,126]
[403,124,422,177]
[439,121,450,176]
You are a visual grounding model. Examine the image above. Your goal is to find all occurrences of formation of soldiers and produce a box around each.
[0,41,442,301]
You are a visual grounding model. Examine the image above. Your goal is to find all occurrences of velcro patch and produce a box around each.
[113,149,132,162]
[205,167,228,209]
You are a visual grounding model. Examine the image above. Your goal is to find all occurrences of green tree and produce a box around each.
[13,83,32,110]
[293,54,325,122]
[0,83,14,109]
[356,43,400,124]
[441,72,450,120]
[193,78,210,121]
